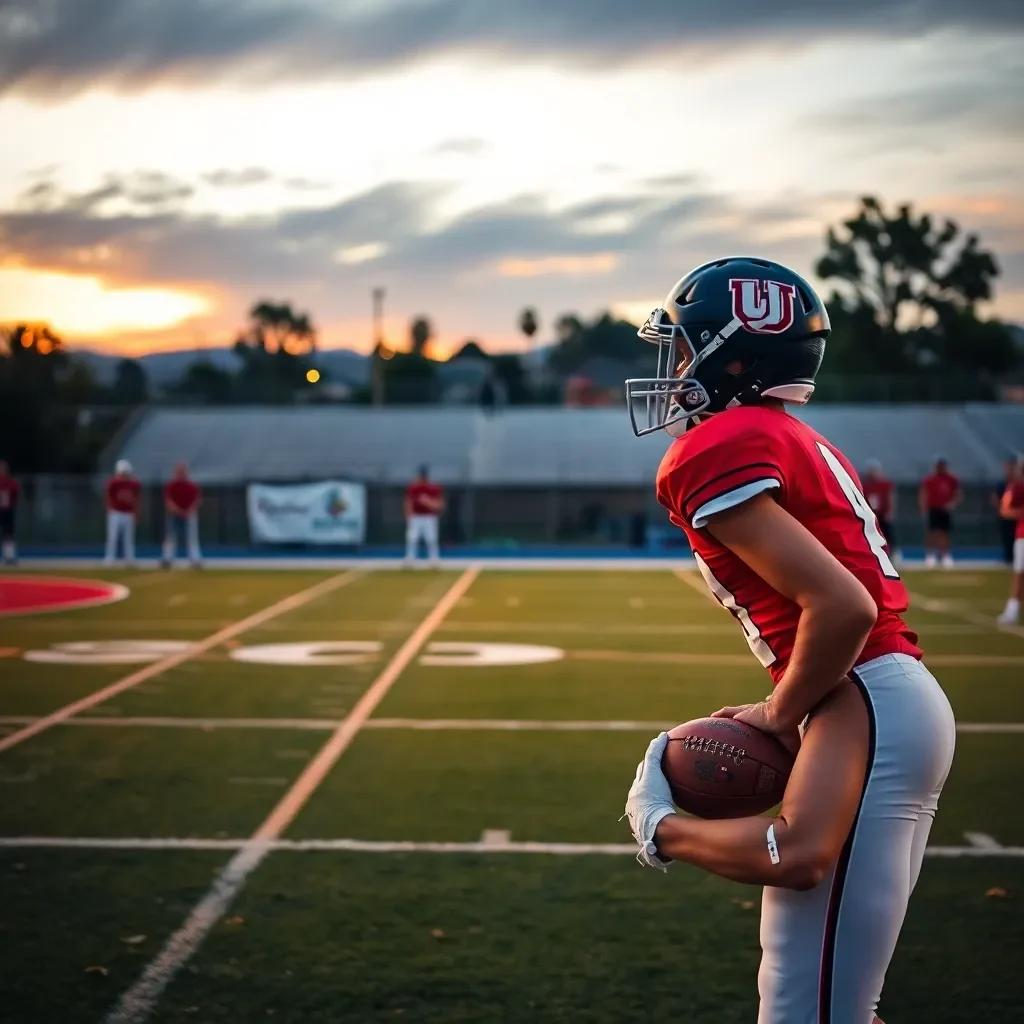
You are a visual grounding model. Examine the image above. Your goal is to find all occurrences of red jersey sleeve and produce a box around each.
[656,412,786,529]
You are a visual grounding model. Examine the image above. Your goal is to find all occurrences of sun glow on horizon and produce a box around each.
[0,267,211,336]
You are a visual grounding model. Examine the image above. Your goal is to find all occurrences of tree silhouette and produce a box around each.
[0,323,105,471]
[817,196,1014,378]
[518,308,538,346]
[244,301,317,354]
[233,299,318,401]
[816,197,1000,332]
[110,358,149,406]
[172,361,235,404]
[410,316,433,356]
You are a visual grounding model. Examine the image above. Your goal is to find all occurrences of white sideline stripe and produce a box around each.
[907,588,1024,640]
[964,831,1003,850]
[103,566,480,1024]
[1,836,1022,858]
[0,715,1019,734]
[0,571,363,756]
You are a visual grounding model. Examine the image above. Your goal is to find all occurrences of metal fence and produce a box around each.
[9,476,1010,552]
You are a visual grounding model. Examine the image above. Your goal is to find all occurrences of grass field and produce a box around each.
[1,564,1022,1023]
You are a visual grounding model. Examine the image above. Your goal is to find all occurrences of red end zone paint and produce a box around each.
[0,576,129,617]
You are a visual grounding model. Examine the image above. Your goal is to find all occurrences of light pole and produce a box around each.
[371,286,385,406]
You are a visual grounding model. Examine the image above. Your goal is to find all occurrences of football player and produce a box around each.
[623,258,955,1024]
[997,456,1024,624]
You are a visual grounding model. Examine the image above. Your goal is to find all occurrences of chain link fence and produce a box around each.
[8,475,1009,553]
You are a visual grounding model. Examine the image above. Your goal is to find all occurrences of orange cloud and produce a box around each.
[498,253,618,278]
[0,267,212,336]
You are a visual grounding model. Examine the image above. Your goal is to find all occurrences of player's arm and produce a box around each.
[626,679,870,889]
[706,492,877,734]
[1002,486,1024,518]
[918,483,928,515]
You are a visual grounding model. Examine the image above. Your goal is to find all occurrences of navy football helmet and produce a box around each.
[626,257,830,436]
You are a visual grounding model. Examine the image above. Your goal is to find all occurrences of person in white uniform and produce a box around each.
[404,465,444,567]
[104,459,141,567]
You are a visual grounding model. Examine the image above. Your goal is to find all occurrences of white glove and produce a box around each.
[623,732,676,870]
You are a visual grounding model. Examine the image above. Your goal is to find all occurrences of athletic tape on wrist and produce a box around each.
[766,823,780,866]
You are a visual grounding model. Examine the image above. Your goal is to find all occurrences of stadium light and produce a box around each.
[306,369,320,384]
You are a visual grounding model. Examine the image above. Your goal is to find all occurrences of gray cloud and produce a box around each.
[16,170,193,212]
[3,172,1020,340]
[202,167,273,188]
[801,52,1024,152]
[0,0,1020,96]
[429,137,491,157]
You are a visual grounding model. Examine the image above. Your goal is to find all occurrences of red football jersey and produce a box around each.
[406,481,443,515]
[106,477,141,514]
[165,479,200,513]
[0,475,20,511]
[862,478,893,519]
[656,406,920,683]
[1004,481,1024,540]
[921,471,959,509]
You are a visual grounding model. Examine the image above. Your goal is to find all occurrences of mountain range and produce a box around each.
[69,342,556,390]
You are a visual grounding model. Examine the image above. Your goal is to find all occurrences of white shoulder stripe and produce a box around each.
[691,478,780,529]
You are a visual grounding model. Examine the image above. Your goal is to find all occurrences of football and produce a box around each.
[661,717,794,819]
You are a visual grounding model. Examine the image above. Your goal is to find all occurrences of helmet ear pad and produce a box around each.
[689,333,825,413]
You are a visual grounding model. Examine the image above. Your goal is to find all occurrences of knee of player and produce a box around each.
[771,821,837,891]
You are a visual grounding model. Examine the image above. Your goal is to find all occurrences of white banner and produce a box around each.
[247,481,367,545]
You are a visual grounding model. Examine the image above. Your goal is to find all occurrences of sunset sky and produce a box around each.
[0,0,1021,357]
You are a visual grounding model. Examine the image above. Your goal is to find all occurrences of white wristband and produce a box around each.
[766,823,781,866]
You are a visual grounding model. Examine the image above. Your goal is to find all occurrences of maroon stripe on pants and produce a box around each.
[817,671,877,1023]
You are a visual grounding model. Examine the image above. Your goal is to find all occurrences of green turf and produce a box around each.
[152,854,1024,1024]
[0,849,229,1024]
[0,565,1020,1022]
[0,726,320,837]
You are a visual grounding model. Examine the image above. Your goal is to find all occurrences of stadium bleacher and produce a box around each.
[114,405,1024,486]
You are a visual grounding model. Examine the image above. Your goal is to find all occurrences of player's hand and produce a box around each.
[623,732,676,871]
[711,701,801,756]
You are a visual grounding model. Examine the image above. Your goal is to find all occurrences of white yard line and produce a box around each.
[906,588,1024,641]
[0,835,1021,858]
[103,566,480,1024]
[0,572,363,757]
[0,715,1019,733]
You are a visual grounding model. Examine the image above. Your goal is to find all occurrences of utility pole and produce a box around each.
[371,286,385,406]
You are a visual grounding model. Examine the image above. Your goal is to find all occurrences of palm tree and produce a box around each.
[518,308,538,347]
[410,316,433,355]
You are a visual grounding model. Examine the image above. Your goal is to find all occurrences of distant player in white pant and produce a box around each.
[162,463,203,569]
[404,465,443,567]
[0,461,21,565]
[104,459,141,567]
[998,457,1024,624]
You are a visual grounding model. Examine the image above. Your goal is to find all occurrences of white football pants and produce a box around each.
[163,513,202,565]
[104,510,136,565]
[757,654,956,1024]
[405,514,440,563]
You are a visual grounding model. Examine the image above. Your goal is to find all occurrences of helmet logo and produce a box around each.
[729,278,797,334]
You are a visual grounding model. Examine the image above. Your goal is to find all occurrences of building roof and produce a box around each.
[112,404,1024,485]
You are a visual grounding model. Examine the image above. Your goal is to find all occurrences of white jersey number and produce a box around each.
[693,552,777,668]
[816,442,899,580]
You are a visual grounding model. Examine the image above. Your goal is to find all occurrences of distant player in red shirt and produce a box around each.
[623,258,954,1024]
[919,457,960,568]
[0,460,21,565]
[862,459,898,561]
[998,457,1024,624]
[404,465,444,567]
[162,463,203,569]
[104,459,141,567]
